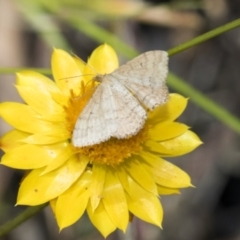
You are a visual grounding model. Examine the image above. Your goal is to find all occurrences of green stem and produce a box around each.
[168,18,240,56]
[168,73,240,133]
[0,204,48,238]
[0,68,51,75]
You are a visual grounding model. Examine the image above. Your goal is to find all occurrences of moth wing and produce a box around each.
[72,78,146,147]
[111,51,169,110]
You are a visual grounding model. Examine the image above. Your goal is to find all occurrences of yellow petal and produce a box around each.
[0,130,29,152]
[90,164,106,211]
[125,159,158,195]
[160,130,202,156]
[41,144,75,175]
[38,112,66,123]
[1,144,56,169]
[126,176,163,227]
[87,201,116,238]
[148,122,189,141]
[141,151,192,188]
[20,134,69,145]
[144,140,173,156]
[17,155,86,205]
[16,71,67,106]
[16,85,63,118]
[52,49,83,96]
[88,44,119,75]
[56,170,91,229]
[116,166,130,193]
[50,198,57,214]
[73,56,86,73]
[0,102,69,137]
[157,185,180,195]
[148,94,188,124]
[82,44,119,84]
[0,102,38,132]
[102,170,128,232]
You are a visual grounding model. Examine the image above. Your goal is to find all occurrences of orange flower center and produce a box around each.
[65,81,148,166]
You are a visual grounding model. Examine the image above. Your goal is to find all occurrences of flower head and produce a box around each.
[0,44,202,237]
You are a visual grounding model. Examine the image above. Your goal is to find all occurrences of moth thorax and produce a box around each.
[93,74,104,83]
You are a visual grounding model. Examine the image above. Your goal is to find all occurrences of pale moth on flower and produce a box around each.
[72,51,169,147]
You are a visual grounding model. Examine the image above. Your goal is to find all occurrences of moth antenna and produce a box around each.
[59,74,96,81]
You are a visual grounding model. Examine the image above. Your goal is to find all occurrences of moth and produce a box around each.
[72,51,169,147]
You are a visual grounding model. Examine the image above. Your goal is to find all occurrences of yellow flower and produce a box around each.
[0,44,202,237]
